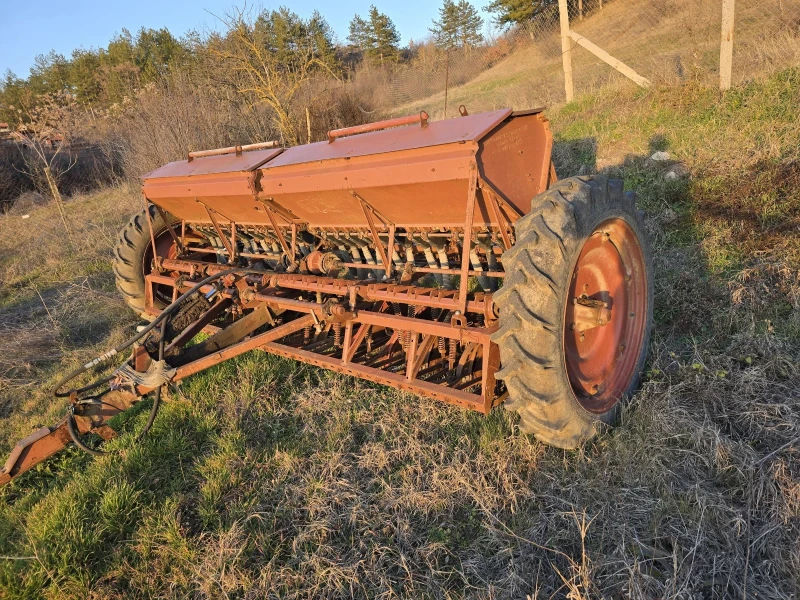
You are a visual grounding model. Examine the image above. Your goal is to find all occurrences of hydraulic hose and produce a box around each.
[52,267,265,399]
[58,266,267,455]
[136,318,167,441]
[67,404,106,456]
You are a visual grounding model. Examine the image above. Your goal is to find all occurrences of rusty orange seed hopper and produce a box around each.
[1,108,653,486]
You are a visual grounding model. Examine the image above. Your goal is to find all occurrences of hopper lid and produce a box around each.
[142,147,283,180]
[263,108,514,169]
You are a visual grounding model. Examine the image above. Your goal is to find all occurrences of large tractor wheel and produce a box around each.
[492,176,653,448]
[113,206,179,315]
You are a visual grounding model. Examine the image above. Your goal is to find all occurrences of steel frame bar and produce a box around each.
[258,343,487,412]
[177,306,274,365]
[154,263,498,318]
[458,164,479,315]
[169,314,315,381]
[337,263,505,277]
[154,204,185,255]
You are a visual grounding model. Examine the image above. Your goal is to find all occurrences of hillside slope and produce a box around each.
[392,0,800,119]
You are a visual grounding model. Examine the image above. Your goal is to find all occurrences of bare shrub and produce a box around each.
[107,74,277,182]
[296,75,375,143]
[106,69,377,180]
[0,142,35,206]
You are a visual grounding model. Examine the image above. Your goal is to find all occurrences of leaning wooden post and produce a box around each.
[558,0,575,102]
[720,0,735,90]
[568,31,651,88]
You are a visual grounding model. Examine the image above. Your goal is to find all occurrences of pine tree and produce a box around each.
[253,8,338,69]
[484,0,555,27]
[366,6,401,62]
[348,15,370,49]
[348,6,401,62]
[456,0,484,48]
[430,0,483,50]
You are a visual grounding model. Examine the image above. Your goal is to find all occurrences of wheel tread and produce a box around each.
[112,208,176,316]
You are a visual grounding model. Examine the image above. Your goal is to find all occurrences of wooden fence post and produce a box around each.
[558,0,575,102]
[720,0,735,90]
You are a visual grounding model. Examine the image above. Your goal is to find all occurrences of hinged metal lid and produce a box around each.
[264,108,514,169]
[142,147,284,180]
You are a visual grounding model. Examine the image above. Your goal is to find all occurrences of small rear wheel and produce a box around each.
[492,176,653,448]
[113,206,179,316]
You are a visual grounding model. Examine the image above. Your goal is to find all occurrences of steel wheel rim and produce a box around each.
[564,218,648,414]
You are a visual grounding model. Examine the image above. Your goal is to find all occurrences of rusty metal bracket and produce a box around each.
[479,180,512,251]
[408,334,437,380]
[197,200,236,260]
[257,197,303,225]
[141,193,161,271]
[152,204,185,255]
[261,201,292,259]
[290,224,298,271]
[353,191,394,278]
[343,323,371,364]
[548,161,558,187]
[478,177,523,222]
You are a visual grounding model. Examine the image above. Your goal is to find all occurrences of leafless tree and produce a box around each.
[11,91,79,235]
[205,8,339,145]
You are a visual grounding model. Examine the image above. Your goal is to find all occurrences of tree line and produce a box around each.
[0,0,593,209]
[0,0,570,126]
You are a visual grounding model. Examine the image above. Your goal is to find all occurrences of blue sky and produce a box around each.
[1,0,495,78]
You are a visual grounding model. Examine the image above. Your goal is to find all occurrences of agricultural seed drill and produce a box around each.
[1,108,653,486]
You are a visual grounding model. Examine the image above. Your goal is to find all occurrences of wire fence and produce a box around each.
[384,0,800,117]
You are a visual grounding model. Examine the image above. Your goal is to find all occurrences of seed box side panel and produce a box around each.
[477,111,554,215]
[256,145,477,228]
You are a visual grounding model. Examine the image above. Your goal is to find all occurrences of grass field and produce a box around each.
[1,64,799,598]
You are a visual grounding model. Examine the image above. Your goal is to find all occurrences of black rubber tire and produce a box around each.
[492,175,654,449]
[113,206,178,316]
